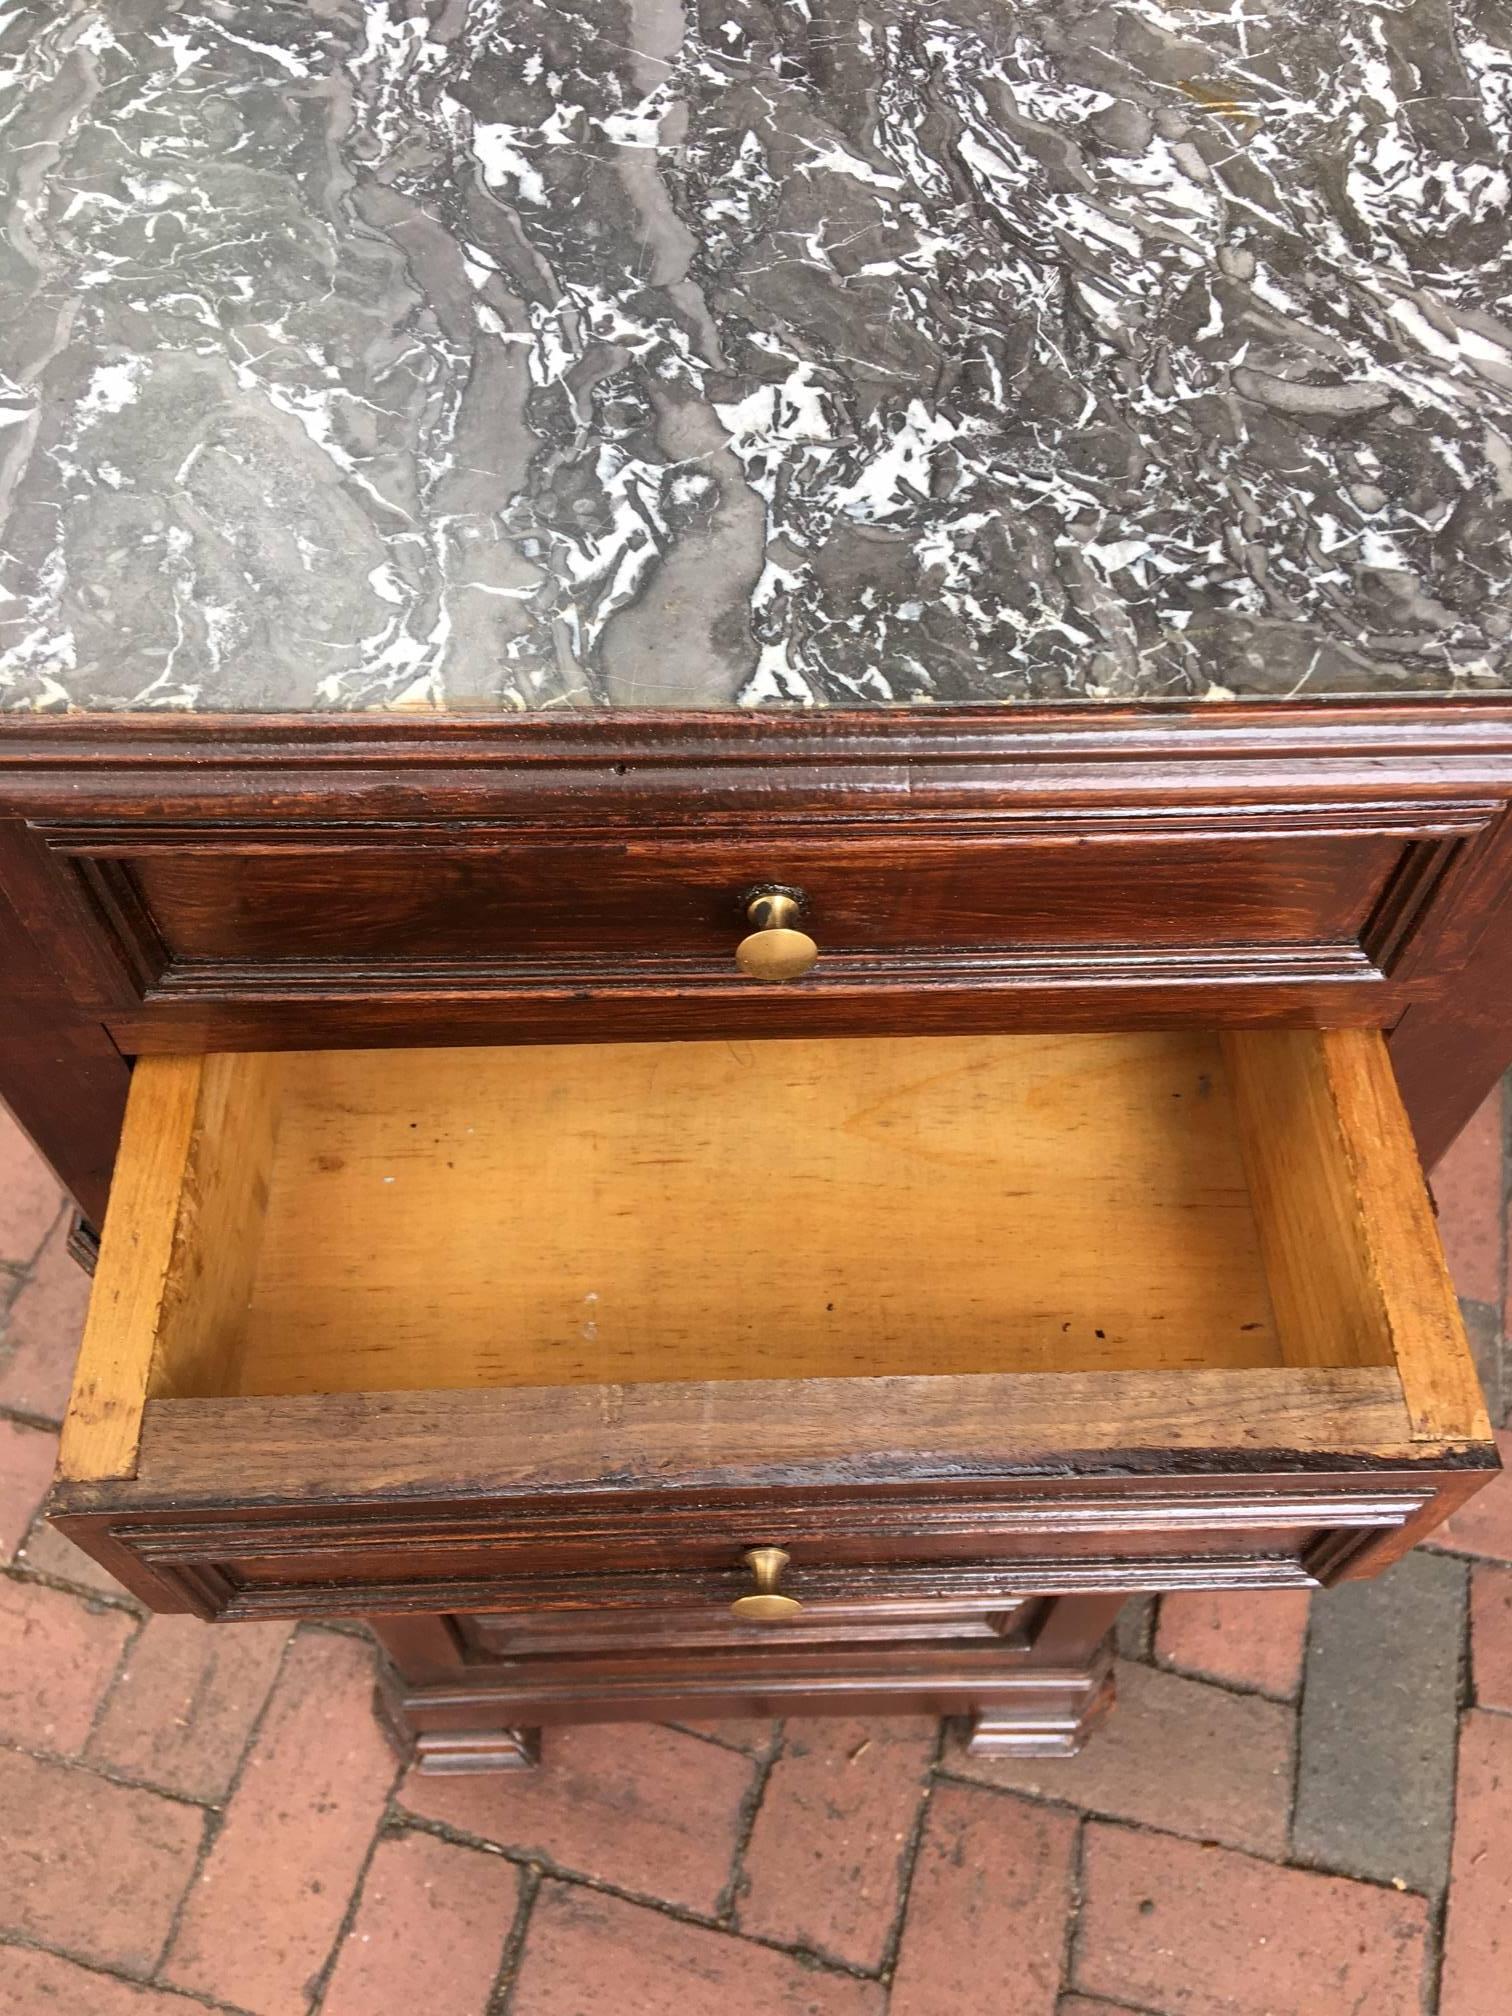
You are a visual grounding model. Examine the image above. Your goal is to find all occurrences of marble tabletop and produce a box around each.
[0,0,1509,712]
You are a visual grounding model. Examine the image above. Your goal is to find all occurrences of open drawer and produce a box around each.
[50,1030,1499,1620]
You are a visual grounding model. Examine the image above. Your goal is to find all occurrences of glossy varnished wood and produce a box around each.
[0,704,1509,1087]
[371,1594,1125,1770]
[6,704,1512,1193]
[123,827,1405,955]
[1390,804,1512,1166]
[0,820,129,1226]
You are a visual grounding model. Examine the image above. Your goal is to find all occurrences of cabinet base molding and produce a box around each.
[963,1673,1116,1759]
[371,1597,1122,1773]
[413,1727,543,1776]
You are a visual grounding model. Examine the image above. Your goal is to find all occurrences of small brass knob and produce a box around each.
[736,889,818,983]
[730,1546,803,1622]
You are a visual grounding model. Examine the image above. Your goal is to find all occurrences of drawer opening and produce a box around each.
[59,1027,1489,1491]
[139,1031,1295,1398]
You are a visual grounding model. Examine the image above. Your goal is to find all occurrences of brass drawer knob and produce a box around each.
[736,888,818,983]
[730,1546,803,1622]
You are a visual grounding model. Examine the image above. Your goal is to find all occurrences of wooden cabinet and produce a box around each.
[3,703,1510,1767]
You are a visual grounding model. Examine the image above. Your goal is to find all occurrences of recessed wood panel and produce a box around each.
[50,818,1472,1052]
[123,831,1400,968]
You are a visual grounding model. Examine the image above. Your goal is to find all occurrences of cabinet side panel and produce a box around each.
[1319,1029,1491,1444]
[1220,1031,1396,1373]
[57,1055,204,1482]
[155,1051,283,1400]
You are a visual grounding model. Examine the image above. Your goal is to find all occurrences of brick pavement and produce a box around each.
[0,1091,1508,2016]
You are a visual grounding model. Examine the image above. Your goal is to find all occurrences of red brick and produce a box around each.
[162,1630,397,2015]
[1471,1562,1512,1711]
[1075,1822,1429,2016]
[0,1213,91,1421]
[89,1614,290,1799]
[0,1576,135,1753]
[947,1659,1293,1856]
[18,1514,133,1598]
[0,1416,58,1561]
[1441,1710,1512,2016]
[400,1720,752,1917]
[511,1881,885,2016]
[1155,1589,1311,1698]
[0,1945,214,2013]
[673,1716,781,1755]
[321,1829,518,2016]
[1428,1432,1512,1561]
[738,1716,933,1968]
[0,1746,203,1972]
[891,1782,1076,2016]
[0,1107,63,1265]
[1432,1087,1504,1305]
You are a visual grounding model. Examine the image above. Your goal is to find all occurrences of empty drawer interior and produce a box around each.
[70,1029,1478,1404]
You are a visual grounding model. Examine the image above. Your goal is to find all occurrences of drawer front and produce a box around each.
[8,706,1507,1051]
[123,830,1396,964]
[52,1472,1453,1622]
[44,818,1478,1048]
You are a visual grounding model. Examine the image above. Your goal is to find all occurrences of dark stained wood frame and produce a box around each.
[370,1594,1127,1767]
[5,699,1512,1224]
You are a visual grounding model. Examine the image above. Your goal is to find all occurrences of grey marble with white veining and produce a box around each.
[1,0,1510,710]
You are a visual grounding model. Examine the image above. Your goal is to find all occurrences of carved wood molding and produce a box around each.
[8,700,1512,1187]
[6,701,1512,819]
[100,1541,1400,1622]
[6,704,1509,1039]
[51,1479,1434,1619]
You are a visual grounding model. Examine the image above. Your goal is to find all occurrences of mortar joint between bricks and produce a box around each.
[873,1715,948,1984]
[486,1860,544,2016]
[303,1751,411,2016]
[714,1716,787,1926]
[0,1736,221,1817]
[146,1626,308,1979]
[0,1934,259,2016]
[390,1805,881,1981]
[2,1557,146,1620]
[1059,1808,1091,2001]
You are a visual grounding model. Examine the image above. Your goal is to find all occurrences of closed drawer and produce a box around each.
[460,1596,1042,1660]
[12,707,1508,1055]
[62,820,1468,1052]
[50,1028,1498,1617]
[119,828,1398,968]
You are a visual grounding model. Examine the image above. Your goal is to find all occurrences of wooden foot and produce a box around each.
[373,1662,541,1774]
[66,1211,100,1276]
[965,1667,1116,1758]
[413,1726,542,1774]
[369,1597,1122,1770]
